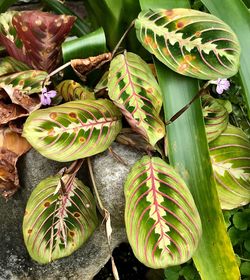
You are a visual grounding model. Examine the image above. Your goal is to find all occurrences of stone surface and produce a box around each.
[92,143,143,227]
[0,144,142,280]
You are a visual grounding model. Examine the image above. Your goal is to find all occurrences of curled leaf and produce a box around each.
[22,99,122,162]
[135,9,240,80]
[12,11,76,72]
[23,174,98,263]
[202,94,229,143]
[210,125,250,209]
[108,52,165,147]
[56,80,95,101]
[71,52,112,81]
[124,156,202,268]
[0,127,31,198]
[0,101,28,125]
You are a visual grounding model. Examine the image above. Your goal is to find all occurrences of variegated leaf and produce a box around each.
[56,80,95,101]
[0,56,30,77]
[202,94,230,143]
[0,11,27,63]
[108,52,165,147]
[210,125,250,210]
[23,175,98,264]
[0,70,48,95]
[124,156,202,268]
[135,9,240,80]
[22,99,122,162]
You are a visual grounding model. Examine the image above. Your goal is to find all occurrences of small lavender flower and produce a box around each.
[215,78,230,94]
[40,87,57,106]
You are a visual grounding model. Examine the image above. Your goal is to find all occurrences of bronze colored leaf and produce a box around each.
[12,11,76,72]
[0,128,31,198]
[0,101,28,125]
[71,53,112,81]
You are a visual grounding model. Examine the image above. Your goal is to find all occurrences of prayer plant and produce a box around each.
[0,1,249,279]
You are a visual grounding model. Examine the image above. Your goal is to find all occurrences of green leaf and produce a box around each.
[56,80,95,101]
[240,262,250,276]
[41,0,91,36]
[108,52,165,146]
[62,28,106,63]
[233,212,248,231]
[228,227,242,246]
[23,174,98,264]
[0,70,48,95]
[164,265,182,280]
[202,94,229,143]
[155,62,240,279]
[0,0,18,13]
[210,125,250,210]
[135,8,240,80]
[22,99,122,162]
[200,0,250,117]
[244,239,250,252]
[124,156,202,268]
[0,56,30,77]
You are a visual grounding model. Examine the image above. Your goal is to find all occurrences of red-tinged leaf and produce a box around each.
[0,11,27,63]
[23,174,98,263]
[124,156,202,268]
[12,11,76,72]
[0,127,31,198]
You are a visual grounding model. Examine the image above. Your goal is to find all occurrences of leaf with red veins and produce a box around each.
[0,128,31,199]
[13,11,76,72]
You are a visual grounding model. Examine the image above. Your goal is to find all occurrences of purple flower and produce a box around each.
[215,78,230,94]
[40,87,57,106]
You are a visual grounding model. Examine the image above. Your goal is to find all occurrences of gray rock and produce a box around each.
[0,145,142,280]
[92,143,143,227]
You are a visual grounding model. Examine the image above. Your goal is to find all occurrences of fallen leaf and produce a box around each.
[0,128,31,198]
[0,101,28,125]
[71,52,112,81]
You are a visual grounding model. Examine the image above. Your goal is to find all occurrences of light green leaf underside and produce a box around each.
[22,99,122,162]
[124,156,202,269]
[108,52,165,147]
[202,94,229,143]
[135,8,240,80]
[210,125,250,210]
[0,56,30,77]
[23,175,98,264]
[56,80,95,101]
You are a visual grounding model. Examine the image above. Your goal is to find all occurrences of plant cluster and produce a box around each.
[0,1,249,279]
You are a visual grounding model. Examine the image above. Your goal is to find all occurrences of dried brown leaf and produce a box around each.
[71,53,112,81]
[0,128,31,198]
[0,101,28,125]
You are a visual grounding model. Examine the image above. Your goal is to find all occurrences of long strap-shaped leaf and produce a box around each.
[156,63,240,279]
[108,52,165,147]
[124,155,202,268]
[139,1,240,279]
[200,0,250,118]
[23,175,98,264]
[22,99,122,162]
